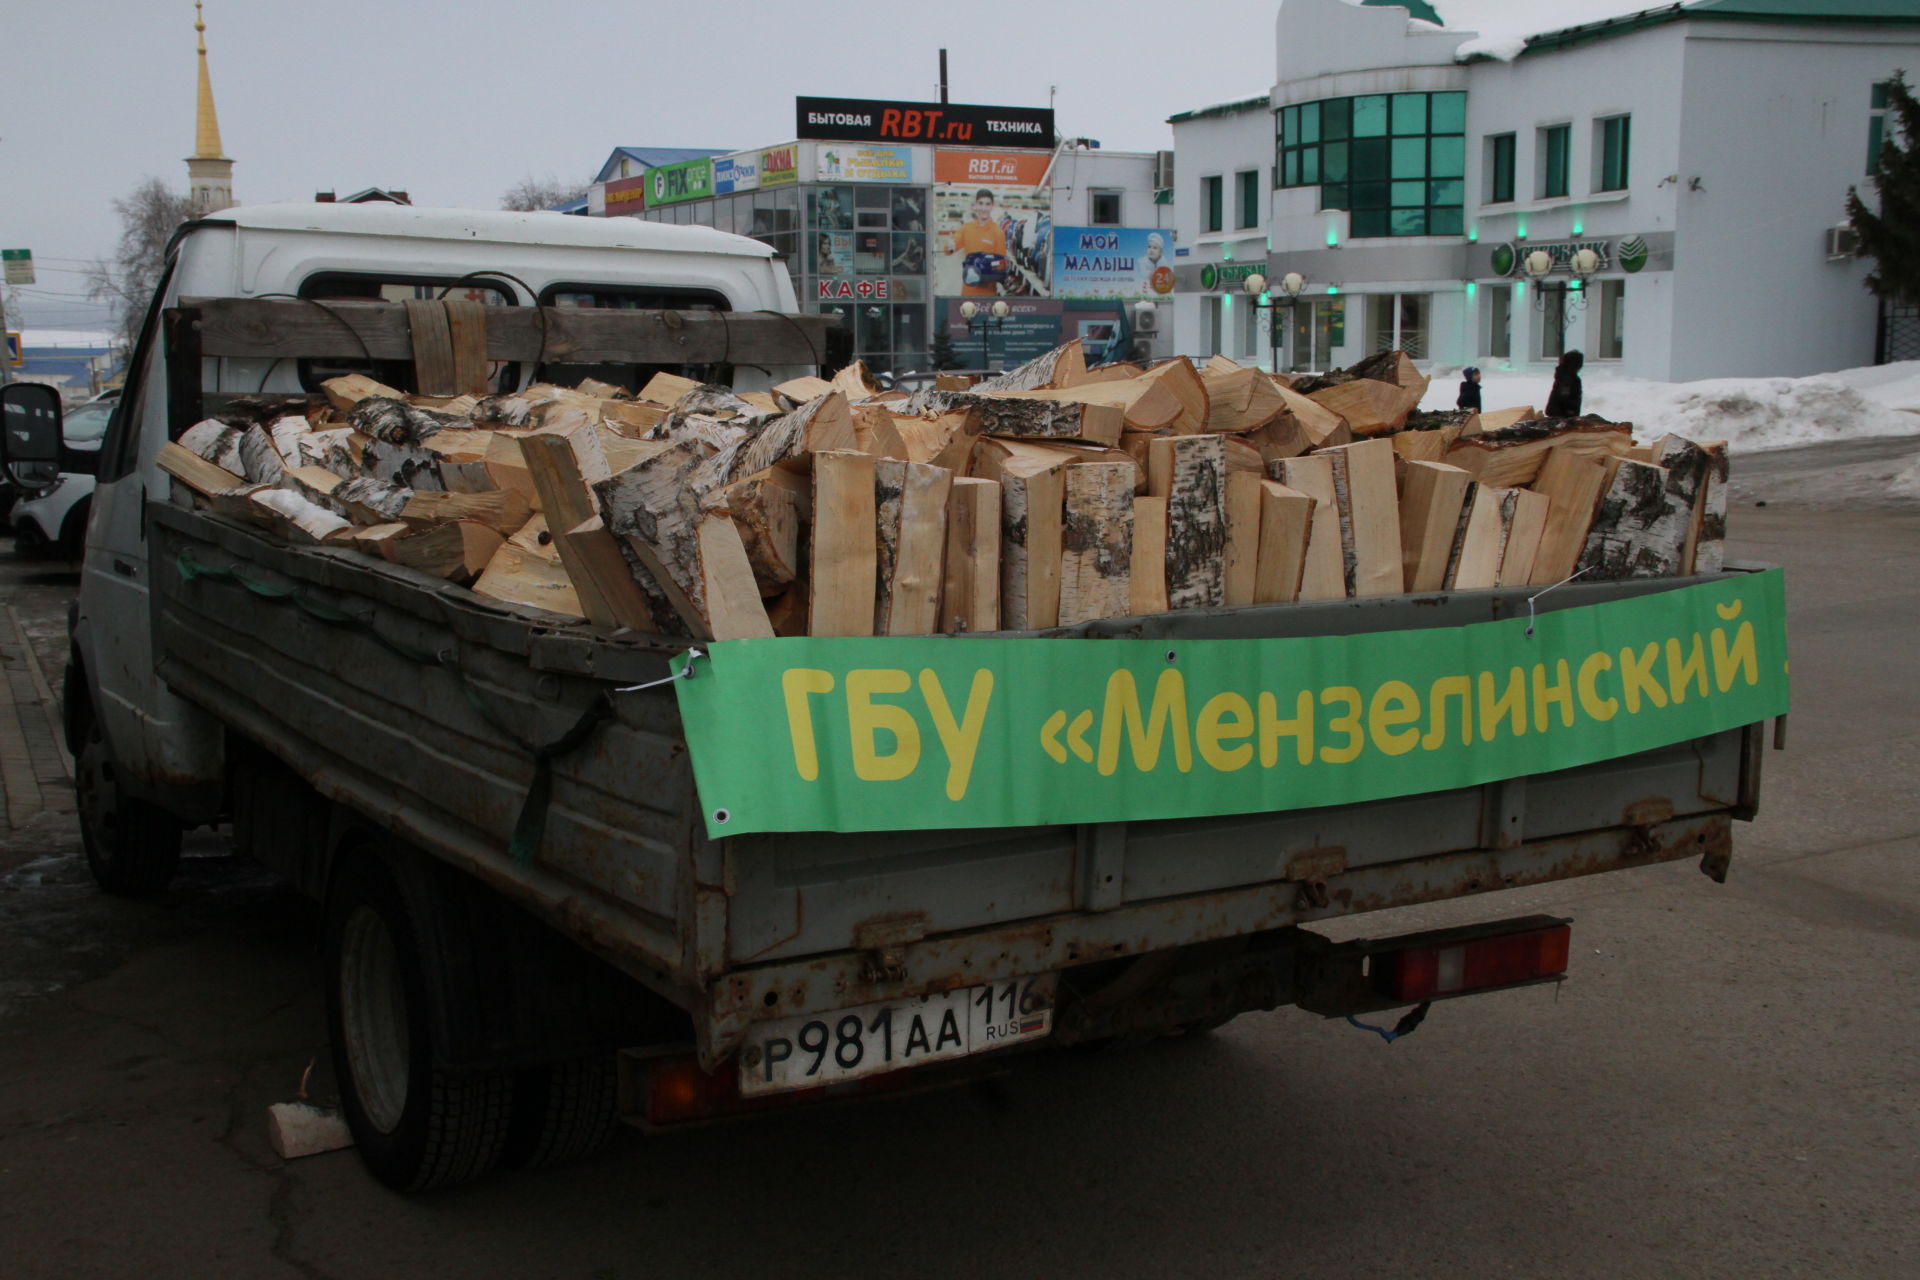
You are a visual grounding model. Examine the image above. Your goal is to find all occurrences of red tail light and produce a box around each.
[1376,923,1571,1002]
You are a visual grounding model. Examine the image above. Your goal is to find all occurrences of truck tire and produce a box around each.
[325,855,512,1191]
[505,1054,620,1169]
[75,715,182,897]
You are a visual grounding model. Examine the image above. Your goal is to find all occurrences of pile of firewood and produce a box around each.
[156,339,1729,640]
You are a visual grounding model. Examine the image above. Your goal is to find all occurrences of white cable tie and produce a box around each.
[616,647,706,693]
[1524,568,1590,637]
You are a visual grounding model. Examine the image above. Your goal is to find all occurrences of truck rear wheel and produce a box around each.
[505,1054,620,1169]
[325,855,511,1191]
[75,716,181,898]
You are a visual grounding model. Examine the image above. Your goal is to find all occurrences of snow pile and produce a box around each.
[1892,454,1920,497]
[1419,362,1920,454]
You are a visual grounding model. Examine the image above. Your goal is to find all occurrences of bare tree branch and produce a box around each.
[501,174,591,212]
[88,176,196,352]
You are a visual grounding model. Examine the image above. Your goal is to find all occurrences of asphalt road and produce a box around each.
[1,437,1916,1279]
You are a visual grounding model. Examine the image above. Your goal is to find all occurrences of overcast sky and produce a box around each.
[1,0,1290,332]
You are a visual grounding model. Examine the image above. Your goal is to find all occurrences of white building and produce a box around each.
[1170,0,1920,380]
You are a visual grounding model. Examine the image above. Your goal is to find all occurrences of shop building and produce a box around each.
[585,98,1173,376]
[1169,0,1920,380]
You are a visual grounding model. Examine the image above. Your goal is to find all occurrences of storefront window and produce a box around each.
[1279,91,1466,238]
[810,186,854,230]
[1599,280,1625,359]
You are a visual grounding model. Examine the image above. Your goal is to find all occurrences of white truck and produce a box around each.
[0,203,1779,1191]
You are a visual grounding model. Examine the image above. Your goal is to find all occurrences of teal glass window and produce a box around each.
[1599,116,1630,191]
[1488,133,1516,203]
[1276,90,1468,237]
[1542,124,1571,198]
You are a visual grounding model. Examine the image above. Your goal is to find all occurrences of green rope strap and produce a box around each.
[176,550,612,866]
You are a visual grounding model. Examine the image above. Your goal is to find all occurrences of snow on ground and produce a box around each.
[1418,361,1920,454]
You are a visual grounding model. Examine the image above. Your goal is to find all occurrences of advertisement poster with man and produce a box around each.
[1051,226,1177,299]
[933,150,1051,299]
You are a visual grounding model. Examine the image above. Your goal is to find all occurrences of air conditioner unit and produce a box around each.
[1134,307,1160,335]
[1154,150,1176,192]
[1826,225,1860,260]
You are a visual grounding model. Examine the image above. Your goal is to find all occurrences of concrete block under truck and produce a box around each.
[0,204,1790,1190]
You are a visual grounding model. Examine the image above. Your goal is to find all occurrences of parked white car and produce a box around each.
[9,397,110,556]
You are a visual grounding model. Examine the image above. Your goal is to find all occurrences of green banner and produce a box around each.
[647,157,714,207]
[670,572,1788,838]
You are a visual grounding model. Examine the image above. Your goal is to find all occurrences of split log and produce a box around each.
[808,451,878,636]
[639,372,706,406]
[1222,472,1264,606]
[346,522,411,552]
[724,391,857,482]
[973,339,1087,392]
[1465,406,1537,435]
[999,378,1182,433]
[249,489,351,543]
[1445,484,1515,590]
[831,360,880,401]
[1306,377,1414,436]
[1137,358,1210,433]
[1390,428,1451,465]
[1130,496,1169,615]
[1253,481,1314,604]
[157,441,247,497]
[349,397,464,446]
[482,432,538,507]
[399,489,534,534]
[714,466,809,596]
[874,460,905,630]
[381,520,504,584]
[896,413,977,473]
[321,374,401,414]
[737,391,782,414]
[270,415,311,467]
[601,400,666,436]
[472,543,585,619]
[594,441,713,632]
[334,476,412,523]
[1443,418,1635,489]
[1078,362,1143,385]
[280,465,349,517]
[883,462,953,635]
[1279,384,1349,451]
[237,425,287,484]
[557,516,659,632]
[772,375,835,406]
[421,427,495,462]
[852,404,910,460]
[942,478,1001,633]
[1496,489,1550,587]
[1058,462,1135,626]
[178,420,248,474]
[966,397,1123,447]
[1272,454,1343,602]
[1319,439,1403,597]
[1574,458,1692,580]
[1147,435,1227,611]
[1399,461,1472,592]
[1526,450,1611,585]
[1221,435,1266,479]
[974,442,1072,631]
[1687,440,1729,574]
[694,514,775,639]
[765,581,810,637]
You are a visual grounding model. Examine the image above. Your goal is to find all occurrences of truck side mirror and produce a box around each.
[0,382,64,491]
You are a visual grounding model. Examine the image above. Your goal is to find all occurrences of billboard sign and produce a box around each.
[798,96,1054,149]
[1052,227,1178,299]
[713,153,761,195]
[647,157,714,207]
[816,144,923,184]
[603,175,647,215]
[760,144,799,187]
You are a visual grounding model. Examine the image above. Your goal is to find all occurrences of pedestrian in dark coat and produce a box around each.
[1456,366,1482,412]
[1545,349,1584,418]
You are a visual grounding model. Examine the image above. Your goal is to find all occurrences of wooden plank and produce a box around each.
[1146,435,1227,610]
[885,462,953,635]
[808,451,878,636]
[1526,450,1610,585]
[1058,462,1135,625]
[1496,489,1550,586]
[1400,460,1472,592]
[695,515,776,639]
[1272,453,1343,602]
[405,299,459,397]
[1319,438,1403,597]
[1253,481,1313,604]
[941,479,1001,633]
[1130,495,1169,615]
[1222,471,1264,606]
[443,298,491,397]
[187,297,838,366]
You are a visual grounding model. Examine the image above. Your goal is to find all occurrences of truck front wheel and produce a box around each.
[325,855,512,1191]
[75,715,181,897]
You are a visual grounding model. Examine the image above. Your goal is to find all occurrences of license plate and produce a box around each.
[739,974,1056,1097]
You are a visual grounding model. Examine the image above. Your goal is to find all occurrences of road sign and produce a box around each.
[4,332,20,366]
[2,250,34,285]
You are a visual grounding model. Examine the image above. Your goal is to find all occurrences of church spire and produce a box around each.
[185,2,235,214]
[192,1,226,161]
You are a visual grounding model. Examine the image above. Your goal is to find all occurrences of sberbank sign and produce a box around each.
[670,573,1789,837]
[647,158,714,207]
[1199,262,1264,292]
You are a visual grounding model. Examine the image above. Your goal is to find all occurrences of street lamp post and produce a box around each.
[1241,271,1306,372]
[959,298,1011,372]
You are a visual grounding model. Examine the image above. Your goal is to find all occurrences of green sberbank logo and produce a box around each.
[1490,242,1516,276]
[1200,262,1260,292]
[1618,235,1649,273]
